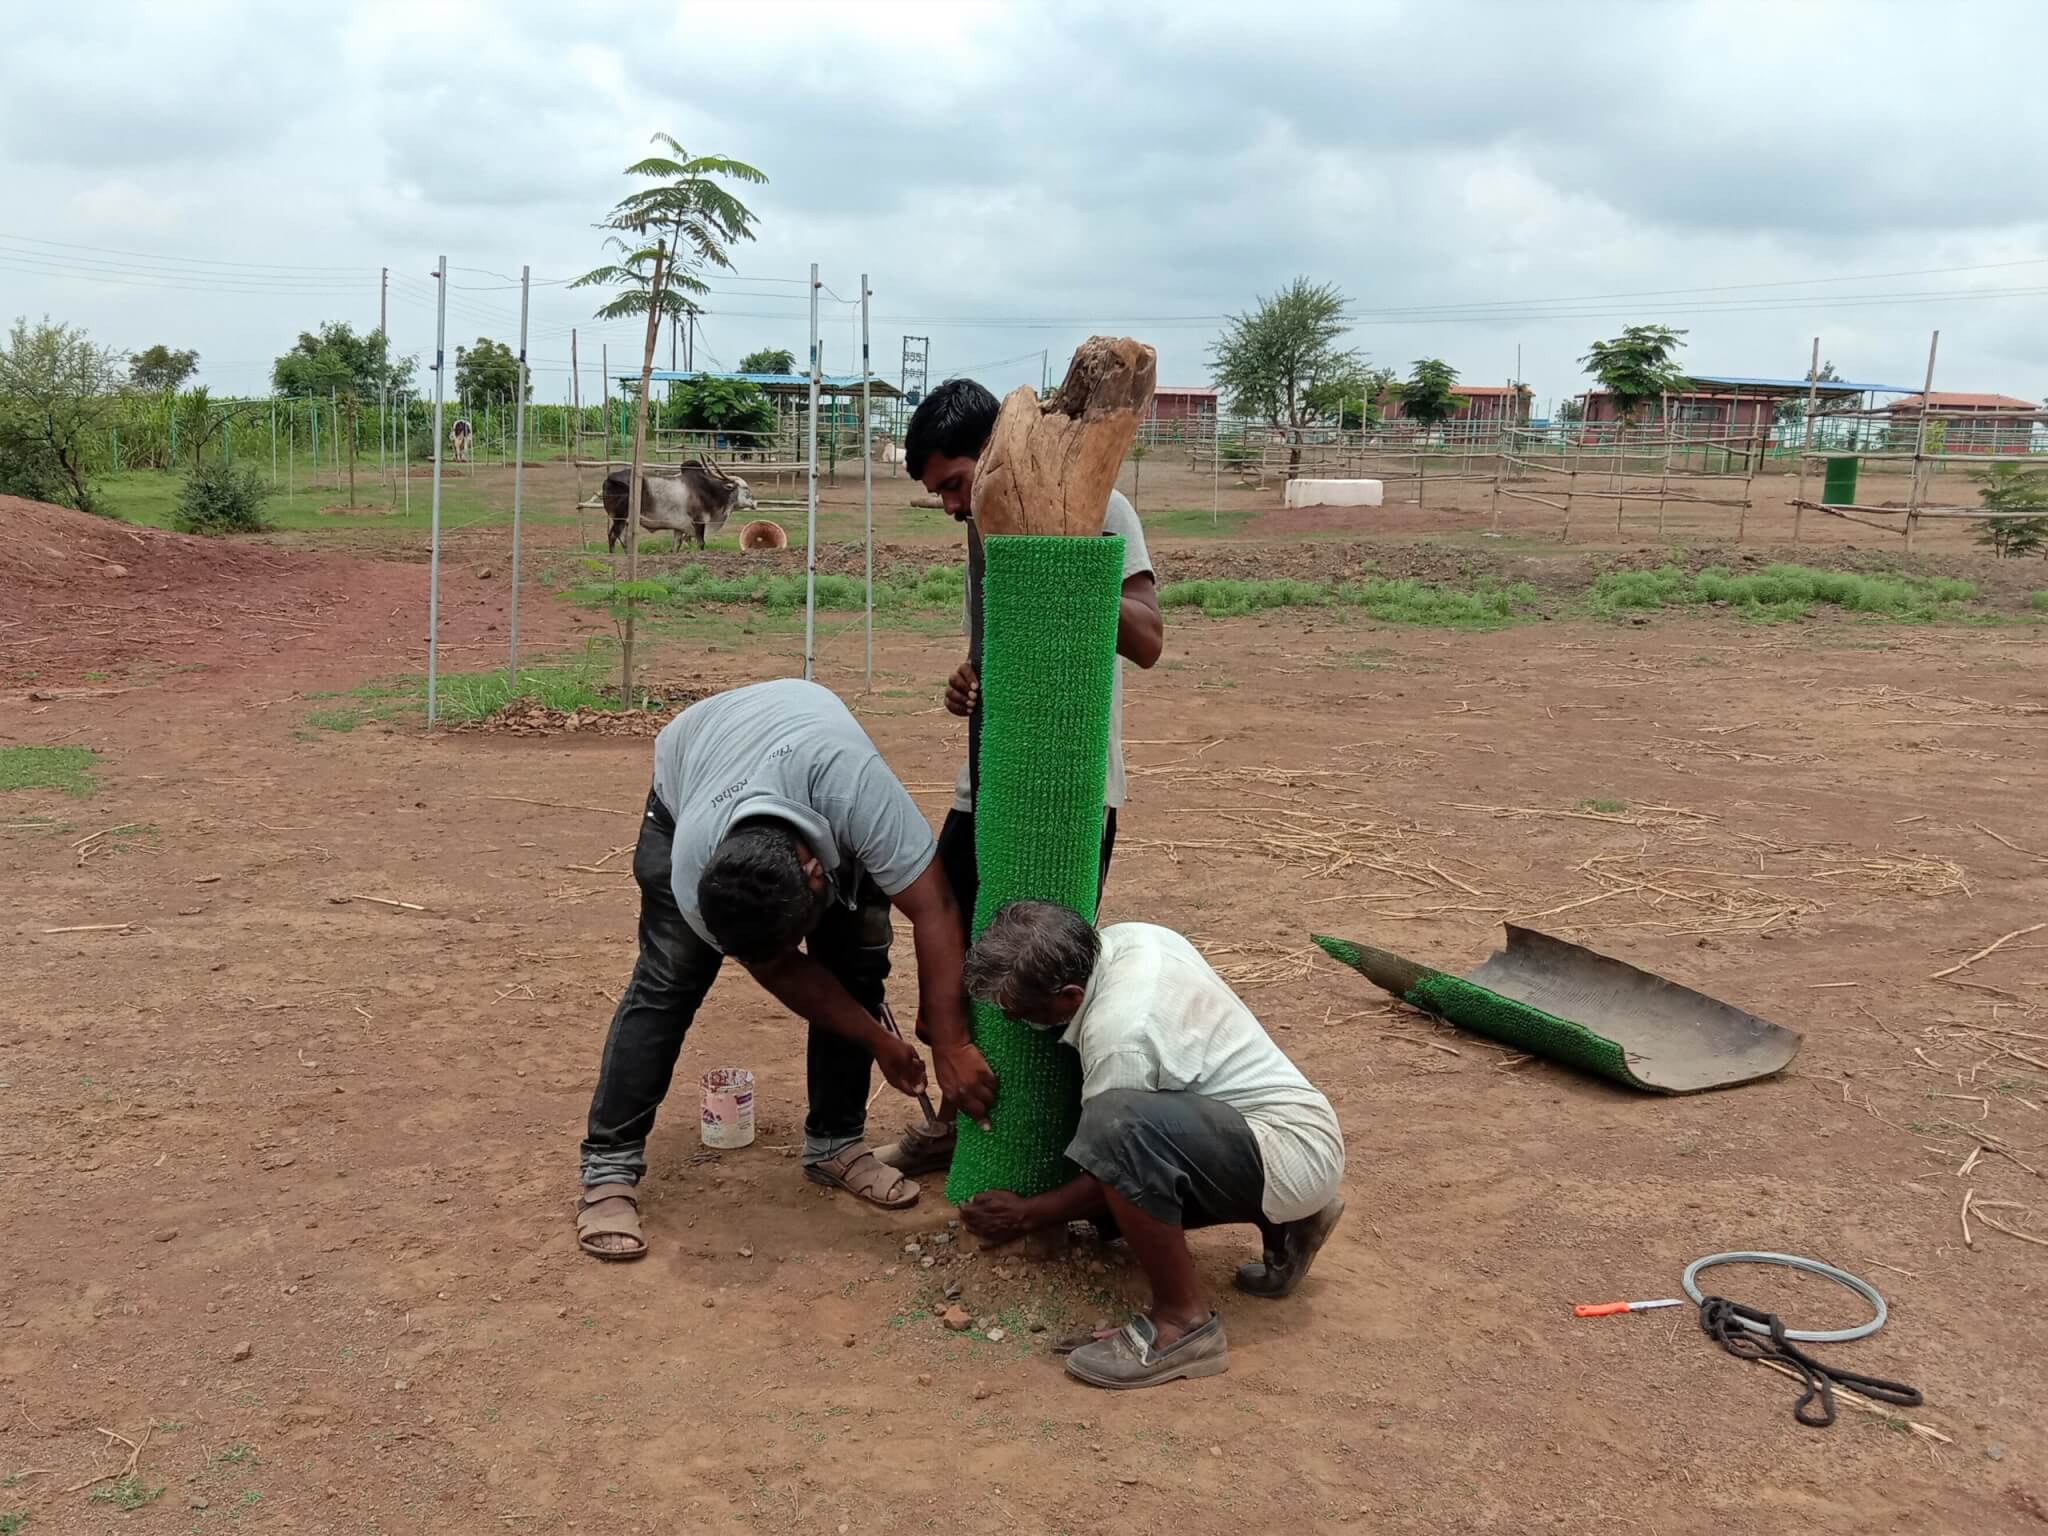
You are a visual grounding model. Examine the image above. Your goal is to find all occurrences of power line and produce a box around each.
[0,259,371,294]
[1334,255,2048,318]
[0,255,372,298]
[0,230,366,273]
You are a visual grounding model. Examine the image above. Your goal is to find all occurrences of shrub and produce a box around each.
[0,401,70,503]
[1971,463,2048,559]
[174,460,274,535]
[1979,517,2048,559]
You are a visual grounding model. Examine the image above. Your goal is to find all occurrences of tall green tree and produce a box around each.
[1580,324,1688,424]
[1306,365,1395,430]
[0,316,123,511]
[454,337,527,406]
[738,347,796,374]
[663,376,775,437]
[574,132,766,702]
[1210,277,1359,471]
[271,322,412,398]
[1394,358,1466,438]
[129,344,199,393]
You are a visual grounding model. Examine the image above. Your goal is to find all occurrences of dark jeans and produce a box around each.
[579,787,891,1187]
[937,805,1118,934]
[1068,1087,1279,1243]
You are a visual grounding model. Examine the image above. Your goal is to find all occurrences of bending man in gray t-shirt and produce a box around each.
[576,679,997,1261]
[882,377,1165,1177]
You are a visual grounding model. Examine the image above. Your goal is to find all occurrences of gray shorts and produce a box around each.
[1067,1088,1271,1232]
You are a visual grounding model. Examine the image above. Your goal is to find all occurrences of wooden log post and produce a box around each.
[972,336,1157,536]
[944,337,1157,1211]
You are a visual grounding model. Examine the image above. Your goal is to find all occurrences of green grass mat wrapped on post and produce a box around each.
[945,535,1125,1202]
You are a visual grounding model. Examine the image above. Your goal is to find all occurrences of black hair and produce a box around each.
[904,377,998,479]
[697,821,816,963]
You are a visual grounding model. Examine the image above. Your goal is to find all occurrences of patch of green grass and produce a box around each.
[0,745,97,797]
[303,706,368,733]
[219,1443,258,1465]
[92,467,581,537]
[578,562,966,620]
[1160,576,1537,628]
[1161,578,1328,616]
[1580,797,1630,814]
[2,814,68,837]
[1585,563,1979,623]
[1138,506,1257,537]
[297,646,666,735]
[2030,590,2048,613]
[88,1475,163,1511]
[0,1511,23,1534]
[1342,576,1537,627]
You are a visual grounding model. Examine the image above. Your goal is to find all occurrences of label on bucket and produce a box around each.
[701,1067,756,1149]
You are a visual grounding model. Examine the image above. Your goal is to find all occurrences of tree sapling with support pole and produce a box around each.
[570,134,767,704]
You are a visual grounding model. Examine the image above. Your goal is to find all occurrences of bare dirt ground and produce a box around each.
[4,491,2047,1535]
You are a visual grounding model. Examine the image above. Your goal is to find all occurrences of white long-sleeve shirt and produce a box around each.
[1060,924,1345,1222]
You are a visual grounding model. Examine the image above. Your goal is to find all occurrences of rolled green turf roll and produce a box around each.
[1311,933,1650,1089]
[946,534,1125,1202]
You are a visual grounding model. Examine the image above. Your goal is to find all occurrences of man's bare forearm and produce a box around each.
[1116,571,1164,669]
[746,952,889,1049]
[1023,1174,1109,1230]
[910,907,973,1051]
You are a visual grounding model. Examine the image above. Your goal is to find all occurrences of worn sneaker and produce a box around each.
[874,1115,955,1176]
[1234,1197,1346,1298]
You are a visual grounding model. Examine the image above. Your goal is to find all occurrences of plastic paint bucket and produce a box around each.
[701,1068,755,1149]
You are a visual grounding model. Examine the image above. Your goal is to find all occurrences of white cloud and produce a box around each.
[2,0,2043,406]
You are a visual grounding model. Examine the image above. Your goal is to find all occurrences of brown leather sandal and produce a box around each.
[576,1182,648,1261]
[802,1147,920,1209]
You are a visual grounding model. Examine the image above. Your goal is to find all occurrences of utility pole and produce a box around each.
[427,257,448,728]
[509,264,530,689]
[804,263,821,680]
[860,273,874,690]
[379,266,389,481]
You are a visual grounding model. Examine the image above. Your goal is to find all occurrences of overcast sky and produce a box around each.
[5,0,2045,415]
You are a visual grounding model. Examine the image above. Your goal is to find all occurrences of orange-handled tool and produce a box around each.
[1575,1298,1683,1317]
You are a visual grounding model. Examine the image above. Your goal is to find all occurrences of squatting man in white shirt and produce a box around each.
[957,902,1347,1391]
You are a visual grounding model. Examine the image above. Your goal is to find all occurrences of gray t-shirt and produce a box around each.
[653,679,937,951]
[953,489,1154,815]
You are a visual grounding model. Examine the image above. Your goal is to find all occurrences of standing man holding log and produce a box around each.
[878,376,1165,1178]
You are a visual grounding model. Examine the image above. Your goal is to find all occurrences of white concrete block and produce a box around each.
[1284,477,1384,509]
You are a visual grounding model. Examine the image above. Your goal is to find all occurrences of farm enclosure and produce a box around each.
[2,461,2047,1533]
